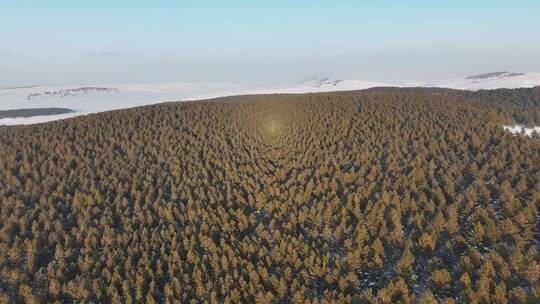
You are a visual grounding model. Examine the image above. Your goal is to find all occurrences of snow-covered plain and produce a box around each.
[1,72,539,126]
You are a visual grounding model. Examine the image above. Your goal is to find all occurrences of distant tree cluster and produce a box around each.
[0,88,538,303]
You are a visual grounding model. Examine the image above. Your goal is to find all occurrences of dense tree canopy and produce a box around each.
[0,88,539,303]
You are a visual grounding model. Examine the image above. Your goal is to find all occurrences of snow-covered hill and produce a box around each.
[0,82,244,125]
[420,71,540,90]
[1,72,539,125]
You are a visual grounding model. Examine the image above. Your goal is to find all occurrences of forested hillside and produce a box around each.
[0,88,539,303]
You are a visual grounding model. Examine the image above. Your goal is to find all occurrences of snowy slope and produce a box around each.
[1,72,539,125]
[0,82,246,125]
[0,82,243,113]
[420,71,540,90]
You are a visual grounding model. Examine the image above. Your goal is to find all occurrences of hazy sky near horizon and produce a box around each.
[1,0,540,86]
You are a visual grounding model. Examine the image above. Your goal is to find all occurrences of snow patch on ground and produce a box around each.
[503,125,540,137]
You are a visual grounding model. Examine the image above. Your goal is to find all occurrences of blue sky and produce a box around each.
[1,0,539,86]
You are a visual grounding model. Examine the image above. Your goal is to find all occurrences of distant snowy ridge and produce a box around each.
[27,87,118,100]
[422,71,540,90]
[466,71,525,80]
[298,78,343,88]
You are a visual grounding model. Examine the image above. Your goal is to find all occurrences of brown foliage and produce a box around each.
[0,88,539,302]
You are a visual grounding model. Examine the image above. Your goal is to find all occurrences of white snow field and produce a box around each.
[503,125,540,137]
[1,72,539,126]
[0,82,243,125]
